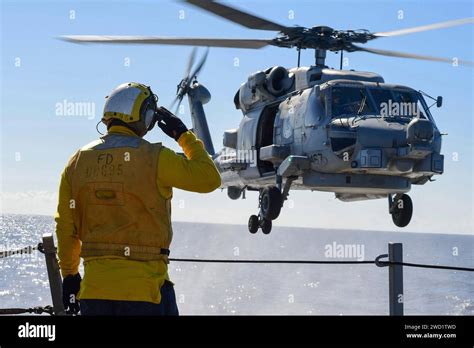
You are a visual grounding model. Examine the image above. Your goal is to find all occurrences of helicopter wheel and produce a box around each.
[248,215,259,234]
[260,218,272,235]
[391,194,413,228]
[260,187,283,220]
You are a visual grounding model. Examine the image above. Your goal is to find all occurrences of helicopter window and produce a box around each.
[370,88,428,119]
[392,90,427,119]
[370,88,395,113]
[331,87,374,118]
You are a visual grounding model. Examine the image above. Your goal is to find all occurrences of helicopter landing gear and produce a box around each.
[247,213,273,234]
[247,178,296,234]
[248,215,259,234]
[247,187,282,234]
[389,193,413,228]
[260,187,283,220]
[260,217,272,234]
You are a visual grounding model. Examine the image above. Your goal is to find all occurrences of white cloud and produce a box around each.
[0,191,58,216]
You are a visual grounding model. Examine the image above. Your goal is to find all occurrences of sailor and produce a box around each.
[55,82,221,315]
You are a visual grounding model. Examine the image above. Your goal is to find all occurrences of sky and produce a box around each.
[0,0,473,234]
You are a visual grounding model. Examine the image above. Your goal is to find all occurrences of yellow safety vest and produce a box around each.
[67,134,172,261]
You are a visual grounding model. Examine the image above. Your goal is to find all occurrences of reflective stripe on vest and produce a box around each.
[67,134,172,261]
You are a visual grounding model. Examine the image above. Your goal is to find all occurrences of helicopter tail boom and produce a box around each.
[187,83,215,156]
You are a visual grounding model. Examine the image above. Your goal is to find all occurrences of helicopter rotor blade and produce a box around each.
[185,47,197,77]
[189,48,209,78]
[169,95,180,110]
[184,0,288,32]
[373,17,474,37]
[170,48,208,113]
[170,92,186,114]
[60,35,272,49]
[174,98,183,115]
[353,45,474,66]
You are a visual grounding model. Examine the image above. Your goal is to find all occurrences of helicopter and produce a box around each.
[62,0,474,234]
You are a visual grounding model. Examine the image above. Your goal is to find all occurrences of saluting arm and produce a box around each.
[158,131,221,193]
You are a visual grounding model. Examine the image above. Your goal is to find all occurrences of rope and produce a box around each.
[0,243,43,259]
[169,258,375,265]
[0,306,54,315]
[1,245,470,271]
[169,257,473,272]
[377,260,474,272]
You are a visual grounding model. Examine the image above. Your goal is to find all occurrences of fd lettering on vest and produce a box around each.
[85,152,123,179]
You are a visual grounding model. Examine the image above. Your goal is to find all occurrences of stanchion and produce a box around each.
[388,242,404,316]
[42,233,66,316]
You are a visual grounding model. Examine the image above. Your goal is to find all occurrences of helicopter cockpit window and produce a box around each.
[392,90,428,119]
[370,88,429,119]
[331,86,374,118]
[370,88,394,114]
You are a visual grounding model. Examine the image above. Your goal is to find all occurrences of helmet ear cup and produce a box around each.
[144,108,157,131]
[139,88,159,131]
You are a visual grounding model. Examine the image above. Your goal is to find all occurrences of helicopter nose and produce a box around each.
[343,117,439,173]
[354,118,407,148]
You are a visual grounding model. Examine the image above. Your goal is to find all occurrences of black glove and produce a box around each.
[62,273,81,314]
[157,107,188,141]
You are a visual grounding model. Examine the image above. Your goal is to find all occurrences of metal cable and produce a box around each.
[170,258,375,264]
[0,306,54,315]
[0,243,43,259]
[1,245,471,271]
[377,260,473,272]
[169,257,474,272]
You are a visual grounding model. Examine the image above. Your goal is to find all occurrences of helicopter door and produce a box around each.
[256,103,280,174]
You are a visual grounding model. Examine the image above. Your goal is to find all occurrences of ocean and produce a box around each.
[0,214,472,315]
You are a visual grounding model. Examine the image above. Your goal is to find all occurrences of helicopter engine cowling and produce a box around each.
[266,66,294,96]
[235,66,294,113]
